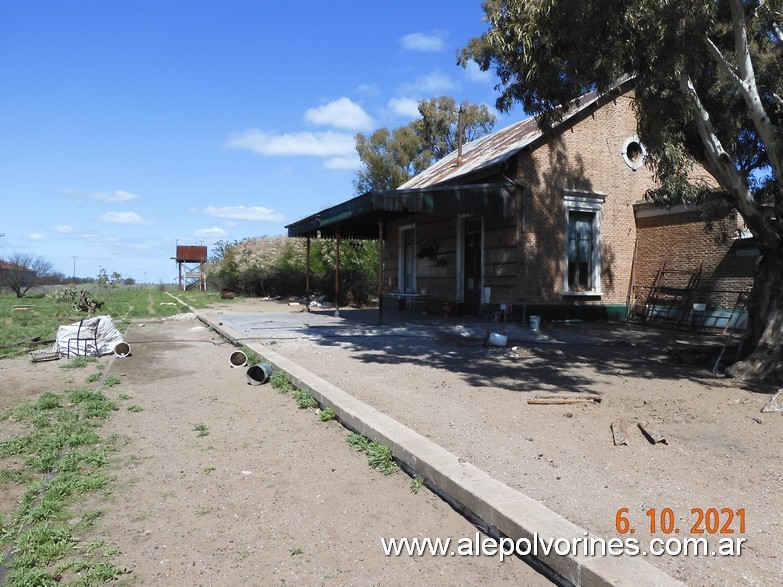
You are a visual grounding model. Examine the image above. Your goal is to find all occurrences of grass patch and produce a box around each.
[61,356,97,369]
[293,389,318,409]
[346,433,398,476]
[289,546,304,556]
[86,372,101,383]
[126,405,143,413]
[0,287,201,359]
[410,475,425,494]
[0,388,127,583]
[239,345,262,366]
[193,423,209,437]
[117,393,132,401]
[102,374,121,388]
[202,466,216,475]
[318,407,336,422]
[269,370,292,393]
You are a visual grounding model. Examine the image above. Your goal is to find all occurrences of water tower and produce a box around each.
[174,245,208,291]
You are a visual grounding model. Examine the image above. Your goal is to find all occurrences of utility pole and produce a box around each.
[73,256,76,279]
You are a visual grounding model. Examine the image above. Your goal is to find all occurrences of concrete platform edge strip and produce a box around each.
[198,313,685,587]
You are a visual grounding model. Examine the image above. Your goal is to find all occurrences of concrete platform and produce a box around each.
[190,304,686,587]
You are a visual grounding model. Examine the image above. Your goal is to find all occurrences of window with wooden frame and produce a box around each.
[563,192,605,295]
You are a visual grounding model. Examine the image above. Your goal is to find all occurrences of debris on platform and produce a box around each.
[611,422,629,446]
[638,421,668,445]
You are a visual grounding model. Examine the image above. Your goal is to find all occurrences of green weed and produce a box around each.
[367,440,398,476]
[269,370,292,393]
[294,389,318,409]
[102,374,121,388]
[318,407,336,421]
[410,475,425,494]
[126,405,143,413]
[239,345,262,366]
[60,356,97,369]
[346,432,370,453]
[193,423,209,437]
[290,546,304,556]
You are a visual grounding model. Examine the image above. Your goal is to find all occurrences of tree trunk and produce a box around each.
[725,250,783,382]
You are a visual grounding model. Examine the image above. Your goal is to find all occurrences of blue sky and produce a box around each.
[0,1,521,283]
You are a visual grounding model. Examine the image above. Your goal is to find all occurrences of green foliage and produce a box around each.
[346,432,370,452]
[318,407,336,422]
[269,370,293,393]
[60,356,97,369]
[366,440,399,476]
[0,389,126,584]
[293,389,318,409]
[193,423,209,437]
[239,345,262,366]
[102,375,121,388]
[126,405,143,413]
[410,475,425,494]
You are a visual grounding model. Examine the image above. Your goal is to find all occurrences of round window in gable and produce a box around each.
[621,136,646,170]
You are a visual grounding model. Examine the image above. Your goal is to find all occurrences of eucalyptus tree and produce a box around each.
[461,0,783,381]
[354,96,496,193]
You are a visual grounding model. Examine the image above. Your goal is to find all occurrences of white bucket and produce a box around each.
[113,342,131,358]
[229,350,248,368]
[529,315,541,332]
[487,332,508,347]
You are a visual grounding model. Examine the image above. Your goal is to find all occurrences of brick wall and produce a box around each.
[513,89,656,307]
[634,206,755,309]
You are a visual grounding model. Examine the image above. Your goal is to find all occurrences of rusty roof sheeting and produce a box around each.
[400,86,615,189]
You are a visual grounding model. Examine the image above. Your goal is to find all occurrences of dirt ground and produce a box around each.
[0,316,551,587]
[199,299,782,587]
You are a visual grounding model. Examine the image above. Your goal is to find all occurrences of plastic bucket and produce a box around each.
[113,342,131,358]
[229,350,248,368]
[529,315,541,332]
[246,363,272,385]
[487,332,508,347]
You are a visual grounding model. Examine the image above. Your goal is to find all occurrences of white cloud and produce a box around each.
[304,97,373,131]
[195,226,228,238]
[98,211,150,225]
[463,60,494,84]
[388,97,421,118]
[402,70,457,94]
[90,190,141,203]
[54,225,74,233]
[399,32,446,52]
[224,129,355,157]
[200,205,284,222]
[323,156,361,170]
[29,233,44,241]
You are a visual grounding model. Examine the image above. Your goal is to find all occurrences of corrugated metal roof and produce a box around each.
[400,87,608,189]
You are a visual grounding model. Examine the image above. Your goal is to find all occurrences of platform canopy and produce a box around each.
[286,182,515,240]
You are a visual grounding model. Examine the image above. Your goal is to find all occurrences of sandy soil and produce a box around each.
[1,316,550,587]
[200,298,782,587]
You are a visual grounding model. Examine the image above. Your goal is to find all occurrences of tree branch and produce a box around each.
[774,21,783,43]
[703,36,742,88]
[728,0,783,185]
[678,74,777,250]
